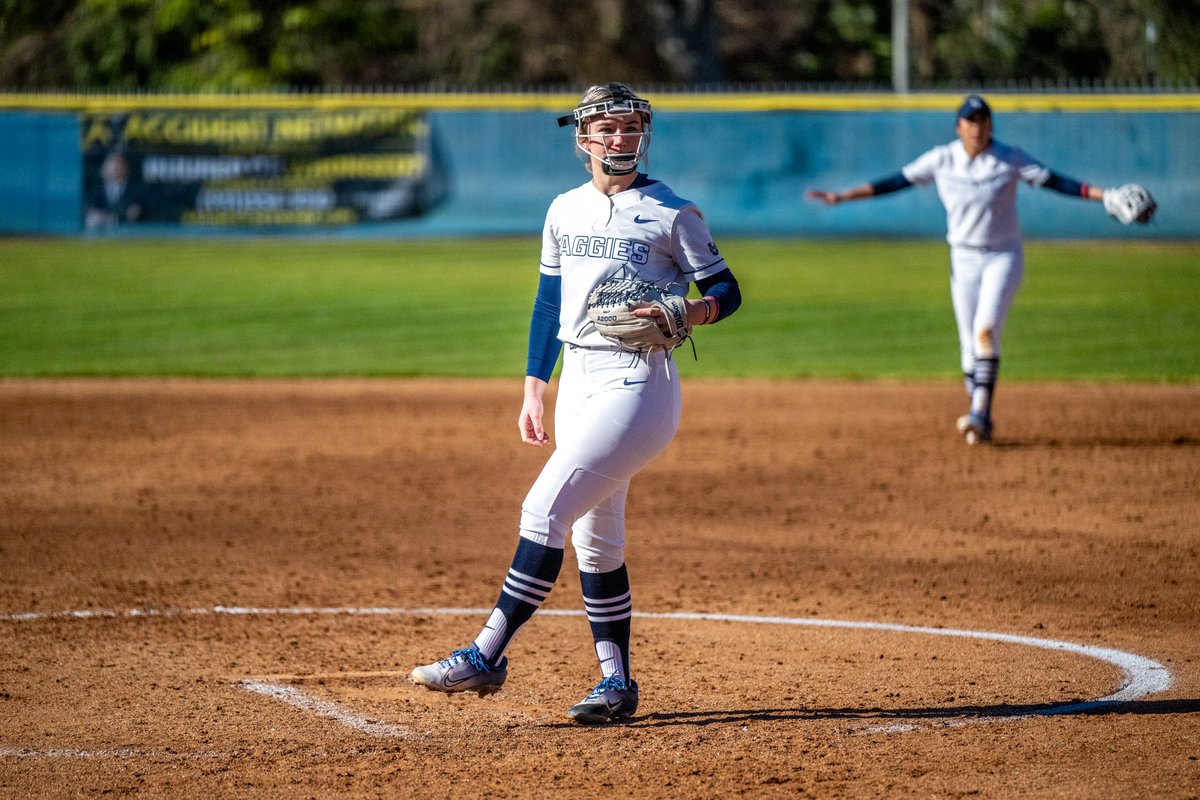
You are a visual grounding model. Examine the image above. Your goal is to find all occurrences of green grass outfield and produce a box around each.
[1,237,1196,381]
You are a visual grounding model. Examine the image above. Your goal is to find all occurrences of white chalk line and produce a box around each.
[0,746,233,760]
[1,605,1173,748]
[241,679,414,739]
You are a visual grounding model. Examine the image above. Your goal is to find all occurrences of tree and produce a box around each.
[910,0,1197,86]
[0,0,1195,91]
[0,0,78,86]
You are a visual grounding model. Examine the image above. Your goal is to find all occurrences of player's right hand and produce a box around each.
[805,189,839,205]
[519,377,550,446]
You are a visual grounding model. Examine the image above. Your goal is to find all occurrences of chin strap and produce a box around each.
[600,159,638,176]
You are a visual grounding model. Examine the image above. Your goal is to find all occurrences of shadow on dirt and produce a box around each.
[548,698,1200,728]
[994,436,1200,449]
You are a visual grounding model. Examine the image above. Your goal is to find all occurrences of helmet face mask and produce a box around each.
[572,96,653,127]
[558,83,653,176]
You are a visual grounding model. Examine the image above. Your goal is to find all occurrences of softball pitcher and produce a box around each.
[411,83,742,723]
[807,94,1155,444]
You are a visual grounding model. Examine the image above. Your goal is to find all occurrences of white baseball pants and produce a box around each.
[519,345,681,574]
[949,243,1024,371]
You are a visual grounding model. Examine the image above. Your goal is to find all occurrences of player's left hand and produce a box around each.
[1102,183,1157,225]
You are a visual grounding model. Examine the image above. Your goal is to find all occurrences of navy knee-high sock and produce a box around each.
[970,356,1000,419]
[579,564,633,682]
[473,537,563,665]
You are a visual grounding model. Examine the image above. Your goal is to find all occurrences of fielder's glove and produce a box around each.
[1102,183,1157,225]
[586,277,691,352]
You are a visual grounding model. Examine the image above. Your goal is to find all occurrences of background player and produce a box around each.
[411,82,741,723]
[806,94,1149,444]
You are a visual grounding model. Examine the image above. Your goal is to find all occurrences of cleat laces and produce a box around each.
[446,646,492,673]
[589,675,628,698]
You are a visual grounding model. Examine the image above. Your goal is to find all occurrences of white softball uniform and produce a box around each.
[902,139,1052,250]
[948,245,1023,371]
[542,178,727,347]
[520,177,727,573]
[902,139,1050,364]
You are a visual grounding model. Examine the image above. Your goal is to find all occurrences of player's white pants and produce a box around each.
[949,243,1024,372]
[519,345,682,574]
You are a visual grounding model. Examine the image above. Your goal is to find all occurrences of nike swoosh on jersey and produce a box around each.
[623,378,647,386]
[633,215,655,224]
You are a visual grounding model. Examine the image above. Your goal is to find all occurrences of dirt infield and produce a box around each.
[1,378,1198,798]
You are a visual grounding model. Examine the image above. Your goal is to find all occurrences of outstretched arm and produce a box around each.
[805,183,874,205]
[1041,171,1157,224]
[1042,171,1104,201]
[806,172,913,205]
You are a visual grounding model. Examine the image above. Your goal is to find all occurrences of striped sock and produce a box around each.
[580,565,633,681]
[963,370,975,399]
[970,356,999,419]
[473,537,563,665]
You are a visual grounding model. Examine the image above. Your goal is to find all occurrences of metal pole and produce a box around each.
[892,0,910,93]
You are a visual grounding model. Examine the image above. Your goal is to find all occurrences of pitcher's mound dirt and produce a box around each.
[1,378,1197,798]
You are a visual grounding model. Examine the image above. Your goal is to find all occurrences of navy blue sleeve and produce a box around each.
[869,172,913,196]
[696,268,741,323]
[1042,171,1089,198]
[526,272,563,382]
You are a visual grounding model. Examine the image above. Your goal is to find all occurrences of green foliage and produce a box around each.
[1152,0,1200,83]
[922,0,1115,83]
[0,237,1195,381]
[2,0,1195,89]
[65,0,196,89]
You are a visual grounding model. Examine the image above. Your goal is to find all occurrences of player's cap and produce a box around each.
[957,94,991,120]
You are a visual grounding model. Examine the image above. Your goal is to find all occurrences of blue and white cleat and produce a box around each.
[566,676,639,724]
[410,645,507,696]
[957,413,994,445]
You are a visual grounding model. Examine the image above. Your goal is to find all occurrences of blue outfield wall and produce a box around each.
[421,108,1197,240]
[0,102,1196,239]
[0,112,82,235]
